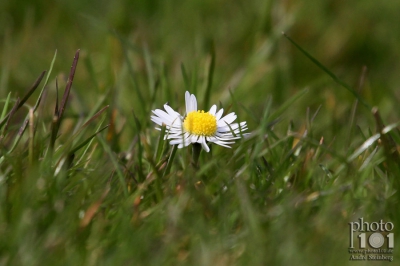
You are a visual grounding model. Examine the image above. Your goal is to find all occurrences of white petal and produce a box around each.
[206,136,216,142]
[170,139,184,145]
[185,91,198,113]
[209,105,217,115]
[214,139,235,145]
[150,116,164,126]
[152,109,175,125]
[166,131,184,139]
[151,109,168,119]
[213,140,232,149]
[170,134,192,147]
[215,133,240,140]
[217,124,238,133]
[217,112,237,127]
[185,91,191,114]
[191,134,200,143]
[200,137,210,152]
[170,132,189,141]
[164,104,180,118]
[215,108,224,120]
[191,93,197,112]
[239,121,248,128]
[217,122,247,133]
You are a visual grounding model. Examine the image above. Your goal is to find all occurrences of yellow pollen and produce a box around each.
[183,110,217,136]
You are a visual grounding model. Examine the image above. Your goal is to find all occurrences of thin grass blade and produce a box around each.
[0,92,11,121]
[154,124,166,163]
[69,124,109,155]
[58,49,80,126]
[203,42,215,110]
[97,135,128,197]
[0,71,45,129]
[283,32,371,110]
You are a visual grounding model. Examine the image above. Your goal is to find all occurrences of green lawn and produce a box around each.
[1,0,400,265]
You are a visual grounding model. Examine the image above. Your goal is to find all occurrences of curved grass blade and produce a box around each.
[7,51,58,156]
[33,50,58,113]
[69,124,109,155]
[82,105,110,129]
[0,71,45,129]
[283,32,371,110]
[162,145,177,179]
[2,97,19,137]
[6,118,29,154]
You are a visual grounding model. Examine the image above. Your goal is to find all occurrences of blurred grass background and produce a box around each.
[1,0,400,265]
[2,0,400,139]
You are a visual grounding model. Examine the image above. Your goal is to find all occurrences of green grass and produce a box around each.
[1,0,400,265]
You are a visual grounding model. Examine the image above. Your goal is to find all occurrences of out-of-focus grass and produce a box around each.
[1,0,400,265]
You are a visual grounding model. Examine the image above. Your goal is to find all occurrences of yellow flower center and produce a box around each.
[183,110,217,136]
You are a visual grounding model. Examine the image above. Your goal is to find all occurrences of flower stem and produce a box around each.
[191,143,201,169]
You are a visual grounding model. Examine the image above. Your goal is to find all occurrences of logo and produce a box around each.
[348,218,394,262]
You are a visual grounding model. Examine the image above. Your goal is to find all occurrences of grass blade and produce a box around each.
[283,32,371,110]
[0,71,45,129]
[69,124,109,155]
[203,42,215,110]
[32,50,58,113]
[1,97,19,137]
[28,108,34,165]
[132,110,145,182]
[154,124,166,163]
[0,92,11,121]
[8,116,29,154]
[50,50,80,151]
[97,135,128,197]
[82,105,109,128]
[58,49,80,127]
[162,145,177,178]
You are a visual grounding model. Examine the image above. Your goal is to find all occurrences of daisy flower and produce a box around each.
[151,91,248,152]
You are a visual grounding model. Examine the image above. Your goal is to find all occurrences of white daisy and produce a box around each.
[151,91,248,152]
